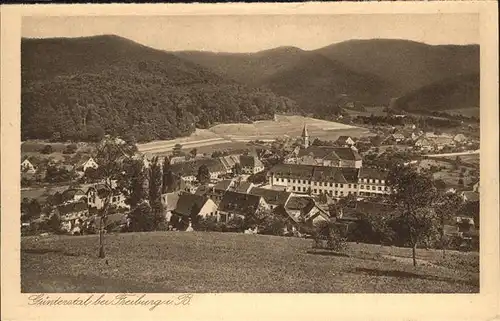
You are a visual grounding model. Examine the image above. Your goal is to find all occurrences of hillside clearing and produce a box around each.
[137,115,368,155]
[21,232,479,293]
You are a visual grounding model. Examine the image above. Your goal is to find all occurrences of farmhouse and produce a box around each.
[249,187,292,210]
[274,196,330,227]
[87,184,128,209]
[75,157,99,175]
[239,155,264,175]
[21,158,37,174]
[335,136,355,147]
[61,188,86,203]
[55,201,89,234]
[170,158,226,182]
[217,191,269,223]
[173,193,218,220]
[267,164,389,198]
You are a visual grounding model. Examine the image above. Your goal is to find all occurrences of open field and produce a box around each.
[342,106,389,117]
[418,158,478,187]
[138,115,369,155]
[21,232,479,293]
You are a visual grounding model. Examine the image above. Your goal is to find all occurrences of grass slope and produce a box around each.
[21,232,479,293]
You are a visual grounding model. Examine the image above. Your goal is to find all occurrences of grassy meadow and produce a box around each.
[21,232,479,293]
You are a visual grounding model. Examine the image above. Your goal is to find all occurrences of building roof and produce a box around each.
[173,193,211,217]
[62,188,86,201]
[336,136,353,144]
[249,187,291,206]
[170,158,225,177]
[169,156,187,164]
[218,155,240,171]
[285,196,315,211]
[268,164,360,183]
[75,157,96,169]
[218,191,263,216]
[297,146,361,161]
[234,181,254,193]
[194,185,210,196]
[358,168,389,181]
[213,179,234,192]
[56,201,88,216]
[239,155,263,168]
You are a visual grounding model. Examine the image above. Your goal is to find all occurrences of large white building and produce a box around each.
[267,164,390,198]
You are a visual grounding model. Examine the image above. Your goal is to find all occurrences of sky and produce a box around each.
[22,14,479,53]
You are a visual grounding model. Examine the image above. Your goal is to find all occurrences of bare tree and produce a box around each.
[94,136,136,259]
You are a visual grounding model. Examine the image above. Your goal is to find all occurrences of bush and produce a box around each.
[226,216,245,232]
[197,216,218,232]
[41,145,53,154]
[63,144,78,154]
[313,221,348,252]
[258,215,286,236]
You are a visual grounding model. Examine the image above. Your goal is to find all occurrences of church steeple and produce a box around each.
[301,123,309,148]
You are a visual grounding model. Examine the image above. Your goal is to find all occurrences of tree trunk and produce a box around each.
[412,243,417,267]
[98,216,105,258]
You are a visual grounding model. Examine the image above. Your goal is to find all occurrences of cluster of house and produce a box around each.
[22,125,479,239]
[21,155,99,178]
[24,183,130,235]
[161,180,331,230]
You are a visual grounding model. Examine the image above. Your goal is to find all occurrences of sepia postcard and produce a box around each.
[1,2,499,321]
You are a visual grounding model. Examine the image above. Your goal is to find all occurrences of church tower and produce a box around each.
[301,124,309,148]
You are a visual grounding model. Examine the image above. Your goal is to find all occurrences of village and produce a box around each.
[20,119,480,250]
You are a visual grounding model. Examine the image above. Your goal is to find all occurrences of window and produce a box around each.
[292,186,296,191]
[381,180,385,184]
[348,184,352,188]
[354,184,357,188]
[360,185,364,189]
[314,189,317,194]
[330,182,333,187]
[372,186,376,190]
[385,187,389,191]
[335,191,338,196]
[340,191,344,195]
[369,179,373,183]
[378,187,382,191]
[359,192,364,196]
[375,179,379,184]
[364,179,368,183]
[335,184,338,188]
[340,184,344,188]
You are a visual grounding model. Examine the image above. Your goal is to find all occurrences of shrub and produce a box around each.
[40,145,53,154]
[226,216,245,232]
[63,144,78,154]
[313,221,348,252]
[197,216,218,232]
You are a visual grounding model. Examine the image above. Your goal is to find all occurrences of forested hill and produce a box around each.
[21,35,298,142]
[392,73,480,113]
[176,39,479,115]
